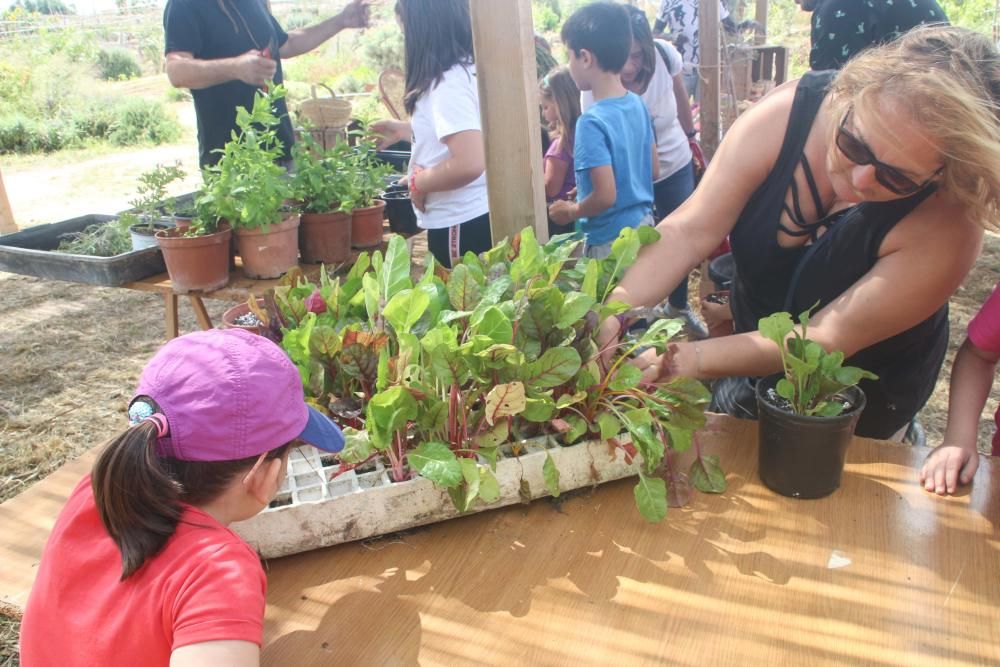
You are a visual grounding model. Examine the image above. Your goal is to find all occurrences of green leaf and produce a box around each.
[776,378,796,402]
[523,347,582,388]
[555,391,587,409]
[634,473,667,523]
[522,396,556,422]
[543,453,561,498]
[447,263,482,311]
[367,385,418,433]
[689,454,727,493]
[383,288,430,335]
[510,227,544,284]
[597,412,623,440]
[478,467,501,503]
[609,364,643,391]
[473,306,514,344]
[362,272,380,325]
[484,382,526,425]
[337,427,374,464]
[307,325,341,362]
[375,346,390,393]
[381,234,412,301]
[563,414,589,444]
[758,312,794,348]
[459,458,480,511]
[474,420,510,448]
[408,441,462,487]
[581,259,601,300]
[556,293,595,328]
[635,224,661,245]
[811,400,847,417]
[479,446,499,470]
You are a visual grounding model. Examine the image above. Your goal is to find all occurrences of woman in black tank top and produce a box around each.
[597,26,1000,440]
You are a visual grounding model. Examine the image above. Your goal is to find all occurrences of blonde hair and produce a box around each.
[540,66,581,154]
[827,25,1000,229]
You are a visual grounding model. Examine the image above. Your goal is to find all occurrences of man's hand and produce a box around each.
[337,0,372,30]
[920,444,979,495]
[233,50,277,86]
[548,199,577,226]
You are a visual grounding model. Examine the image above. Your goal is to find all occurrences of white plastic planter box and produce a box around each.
[232,436,639,559]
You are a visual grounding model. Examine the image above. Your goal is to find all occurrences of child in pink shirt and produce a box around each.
[920,283,1000,495]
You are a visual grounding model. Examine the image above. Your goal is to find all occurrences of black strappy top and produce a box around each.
[727,71,948,439]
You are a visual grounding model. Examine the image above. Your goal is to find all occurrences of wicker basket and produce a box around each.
[298,84,352,130]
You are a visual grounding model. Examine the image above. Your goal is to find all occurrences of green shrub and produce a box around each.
[96,47,141,81]
[0,114,79,153]
[105,98,181,146]
[361,23,403,72]
[532,4,560,32]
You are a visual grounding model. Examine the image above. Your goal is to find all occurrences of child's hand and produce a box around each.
[548,200,577,225]
[369,118,409,150]
[919,444,979,495]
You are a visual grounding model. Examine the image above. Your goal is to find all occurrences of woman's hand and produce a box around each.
[369,118,410,150]
[919,443,979,495]
[409,166,427,212]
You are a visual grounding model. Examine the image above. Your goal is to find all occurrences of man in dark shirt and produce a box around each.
[797,0,948,70]
[164,0,370,168]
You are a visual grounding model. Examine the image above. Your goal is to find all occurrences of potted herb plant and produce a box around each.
[344,137,393,249]
[290,132,354,264]
[203,85,299,279]
[119,162,186,250]
[154,196,232,294]
[755,308,878,499]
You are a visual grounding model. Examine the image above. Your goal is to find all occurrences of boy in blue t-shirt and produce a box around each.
[548,1,658,258]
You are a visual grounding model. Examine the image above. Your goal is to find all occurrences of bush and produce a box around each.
[361,23,403,72]
[0,97,182,154]
[533,4,560,32]
[96,47,141,81]
[105,97,182,146]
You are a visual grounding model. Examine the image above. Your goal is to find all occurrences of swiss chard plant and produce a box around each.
[271,227,720,522]
[199,84,294,232]
[758,307,878,417]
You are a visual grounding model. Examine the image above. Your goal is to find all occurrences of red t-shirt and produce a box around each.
[20,476,266,666]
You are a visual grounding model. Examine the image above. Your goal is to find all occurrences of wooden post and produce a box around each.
[754,0,768,45]
[470,0,548,243]
[0,167,16,235]
[699,0,721,161]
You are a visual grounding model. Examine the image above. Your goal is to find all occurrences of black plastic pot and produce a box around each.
[708,252,735,291]
[380,190,419,235]
[755,373,866,499]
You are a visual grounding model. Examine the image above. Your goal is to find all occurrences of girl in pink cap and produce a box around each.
[20,329,345,667]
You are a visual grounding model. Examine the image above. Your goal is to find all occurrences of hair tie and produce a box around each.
[142,414,170,438]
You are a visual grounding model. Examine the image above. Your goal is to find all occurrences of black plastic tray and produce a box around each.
[0,214,167,287]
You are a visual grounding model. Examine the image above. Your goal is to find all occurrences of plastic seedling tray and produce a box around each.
[231,435,640,559]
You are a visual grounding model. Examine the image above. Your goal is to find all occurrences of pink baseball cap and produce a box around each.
[131,328,344,462]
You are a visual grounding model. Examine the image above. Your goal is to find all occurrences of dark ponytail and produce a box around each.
[92,401,290,580]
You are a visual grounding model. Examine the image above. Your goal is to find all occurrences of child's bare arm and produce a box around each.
[920,337,997,494]
[548,165,615,224]
[651,143,660,182]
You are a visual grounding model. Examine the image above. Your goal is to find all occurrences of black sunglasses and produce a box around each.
[836,109,942,196]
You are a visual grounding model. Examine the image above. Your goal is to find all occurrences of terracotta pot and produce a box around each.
[350,200,386,249]
[300,210,353,264]
[221,299,266,335]
[233,214,301,279]
[155,224,232,294]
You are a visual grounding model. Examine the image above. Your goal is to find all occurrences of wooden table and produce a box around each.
[2,417,998,665]
[122,263,326,341]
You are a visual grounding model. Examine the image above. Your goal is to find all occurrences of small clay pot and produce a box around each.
[351,200,386,249]
[300,210,352,264]
[155,224,232,294]
[221,299,266,335]
[233,214,301,279]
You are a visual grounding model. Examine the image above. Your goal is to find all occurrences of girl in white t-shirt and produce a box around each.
[583,6,707,339]
[371,0,490,268]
